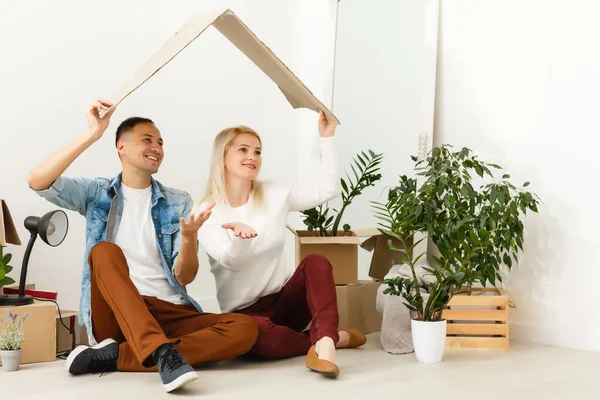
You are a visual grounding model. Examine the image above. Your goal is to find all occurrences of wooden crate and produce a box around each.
[442,288,509,351]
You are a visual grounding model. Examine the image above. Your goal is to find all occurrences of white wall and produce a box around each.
[436,0,600,351]
[0,0,338,312]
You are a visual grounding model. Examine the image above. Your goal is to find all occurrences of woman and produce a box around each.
[195,111,366,378]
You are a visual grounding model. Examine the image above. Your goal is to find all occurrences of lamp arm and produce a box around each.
[19,231,38,297]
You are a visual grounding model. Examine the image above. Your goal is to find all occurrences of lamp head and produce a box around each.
[24,210,68,246]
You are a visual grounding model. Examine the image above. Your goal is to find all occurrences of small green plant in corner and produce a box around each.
[373,215,470,321]
[0,308,28,351]
[301,150,383,236]
[0,244,16,290]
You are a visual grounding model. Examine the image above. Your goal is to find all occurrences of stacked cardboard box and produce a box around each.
[0,300,57,366]
[1,281,87,366]
[288,227,411,334]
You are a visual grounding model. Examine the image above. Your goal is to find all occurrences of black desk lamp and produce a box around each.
[0,210,68,306]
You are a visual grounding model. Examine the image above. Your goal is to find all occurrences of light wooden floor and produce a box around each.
[1,333,599,399]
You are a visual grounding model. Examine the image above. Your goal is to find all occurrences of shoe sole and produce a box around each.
[64,338,118,374]
[163,370,199,393]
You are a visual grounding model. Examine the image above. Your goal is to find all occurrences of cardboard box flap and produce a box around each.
[297,235,361,245]
[360,235,379,252]
[0,199,21,245]
[286,224,298,236]
[366,233,413,281]
[286,226,362,244]
[102,8,339,125]
[351,228,383,238]
[287,225,381,239]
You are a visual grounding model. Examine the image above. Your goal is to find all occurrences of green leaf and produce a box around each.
[341,179,348,194]
[480,216,488,229]
[502,174,511,179]
[469,231,480,245]
[0,276,16,288]
[415,204,423,217]
[475,165,484,177]
[4,264,13,274]
[356,154,367,167]
[490,186,497,203]
[479,229,490,241]
[498,190,506,205]
[523,182,530,187]
[343,224,351,232]
[351,164,360,181]
[3,253,12,264]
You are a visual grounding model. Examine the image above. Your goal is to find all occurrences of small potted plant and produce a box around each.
[0,308,28,371]
[372,228,469,362]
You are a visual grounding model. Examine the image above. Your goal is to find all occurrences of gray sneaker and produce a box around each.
[65,338,119,375]
[152,341,198,392]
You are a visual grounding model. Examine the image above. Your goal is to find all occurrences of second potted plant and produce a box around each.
[0,308,28,371]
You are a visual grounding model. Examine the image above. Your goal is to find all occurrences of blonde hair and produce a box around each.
[200,125,264,208]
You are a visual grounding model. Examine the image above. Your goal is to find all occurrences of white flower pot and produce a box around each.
[411,319,447,363]
[0,349,22,372]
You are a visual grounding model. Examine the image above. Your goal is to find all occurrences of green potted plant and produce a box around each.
[0,308,28,371]
[372,145,540,361]
[301,150,383,235]
[0,244,16,293]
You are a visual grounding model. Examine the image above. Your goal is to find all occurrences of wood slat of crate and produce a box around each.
[442,288,509,351]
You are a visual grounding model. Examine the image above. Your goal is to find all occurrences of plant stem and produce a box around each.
[330,202,349,236]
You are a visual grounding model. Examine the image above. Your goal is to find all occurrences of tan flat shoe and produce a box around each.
[305,345,339,378]
[340,328,367,348]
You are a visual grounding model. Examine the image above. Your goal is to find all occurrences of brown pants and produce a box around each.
[88,242,258,372]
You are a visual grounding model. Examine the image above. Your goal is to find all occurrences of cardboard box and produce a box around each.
[102,8,339,125]
[336,280,382,334]
[0,301,56,366]
[361,231,413,281]
[291,229,362,284]
[0,199,21,246]
[57,310,88,353]
[288,227,410,284]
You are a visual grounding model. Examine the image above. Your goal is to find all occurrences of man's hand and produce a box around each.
[318,109,337,138]
[180,202,215,238]
[26,98,118,191]
[222,222,257,239]
[87,99,116,142]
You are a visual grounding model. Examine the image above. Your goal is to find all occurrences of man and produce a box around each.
[27,99,258,392]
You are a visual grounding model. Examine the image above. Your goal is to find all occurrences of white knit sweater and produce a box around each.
[196,137,340,312]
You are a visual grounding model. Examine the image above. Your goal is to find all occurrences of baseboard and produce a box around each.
[510,321,600,352]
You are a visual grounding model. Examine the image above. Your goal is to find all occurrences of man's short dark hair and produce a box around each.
[115,117,154,145]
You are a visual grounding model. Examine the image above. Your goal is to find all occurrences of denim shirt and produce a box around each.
[34,173,203,344]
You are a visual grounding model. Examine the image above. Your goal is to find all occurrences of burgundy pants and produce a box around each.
[236,254,339,359]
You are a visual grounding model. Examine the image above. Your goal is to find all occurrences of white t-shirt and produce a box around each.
[197,137,340,312]
[114,184,183,304]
